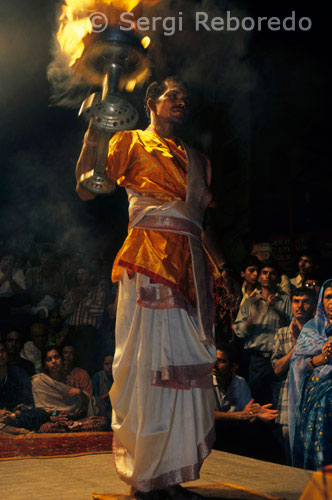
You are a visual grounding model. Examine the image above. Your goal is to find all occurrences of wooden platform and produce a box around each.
[0,449,312,500]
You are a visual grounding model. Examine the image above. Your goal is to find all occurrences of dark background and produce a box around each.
[0,0,330,272]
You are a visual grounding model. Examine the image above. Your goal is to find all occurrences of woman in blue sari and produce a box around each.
[288,279,332,469]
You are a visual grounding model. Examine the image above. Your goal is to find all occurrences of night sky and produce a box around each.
[0,0,329,270]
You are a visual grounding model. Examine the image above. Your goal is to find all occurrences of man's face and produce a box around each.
[77,268,89,286]
[213,350,234,379]
[153,80,188,125]
[30,324,47,350]
[298,255,313,275]
[241,266,259,286]
[292,295,314,323]
[323,286,332,323]
[0,343,8,368]
[62,346,74,364]
[259,267,279,289]
[5,331,22,355]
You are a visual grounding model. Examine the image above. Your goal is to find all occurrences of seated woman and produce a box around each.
[92,353,114,421]
[289,279,332,470]
[32,346,108,433]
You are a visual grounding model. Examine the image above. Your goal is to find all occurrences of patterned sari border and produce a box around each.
[113,426,215,492]
[118,260,197,311]
[133,215,202,241]
[151,364,214,390]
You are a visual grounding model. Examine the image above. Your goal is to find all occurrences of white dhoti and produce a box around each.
[110,272,216,492]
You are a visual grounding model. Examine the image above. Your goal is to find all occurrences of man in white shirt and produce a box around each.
[239,255,261,306]
[213,342,278,459]
[21,322,48,373]
[290,251,316,289]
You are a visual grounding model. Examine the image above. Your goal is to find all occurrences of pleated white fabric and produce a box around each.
[110,272,216,492]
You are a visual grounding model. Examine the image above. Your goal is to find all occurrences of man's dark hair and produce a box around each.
[291,286,316,302]
[304,271,322,283]
[216,341,239,365]
[144,76,188,118]
[296,249,317,264]
[240,254,261,273]
[259,258,282,279]
[3,329,23,343]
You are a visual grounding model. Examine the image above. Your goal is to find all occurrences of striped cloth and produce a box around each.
[60,283,106,328]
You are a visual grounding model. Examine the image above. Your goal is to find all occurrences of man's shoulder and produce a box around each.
[109,129,143,144]
[12,357,35,375]
[232,374,249,386]
[275,292,292,304]
[276,324,291,338]
[290,274,301,286]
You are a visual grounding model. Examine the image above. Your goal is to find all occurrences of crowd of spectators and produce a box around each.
[214,242,331,469]
[0,238,331,471]
[0,241,116,435]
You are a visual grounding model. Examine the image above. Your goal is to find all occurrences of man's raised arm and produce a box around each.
[75,123,101,201]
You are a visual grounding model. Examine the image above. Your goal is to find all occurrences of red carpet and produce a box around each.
[0,430,113,460]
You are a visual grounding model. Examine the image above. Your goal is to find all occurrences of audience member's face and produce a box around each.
[103,355,113,374]
[30,324,47,350]
[0,343,8,368]
[213,350,233,379]
[77,268,89,286]
[259,267,279,289]
[304,279,321,294]
[292,295,315,323]
[323,286,332,324]
[44,349,62,375]
[48,309,62,329]
[62,346,75,365]
[298,255,313,276]
[241,266,259,286]
[5,331,22,355]
[0,255,15,273]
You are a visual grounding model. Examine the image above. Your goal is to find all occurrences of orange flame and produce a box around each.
[57,1,159,67]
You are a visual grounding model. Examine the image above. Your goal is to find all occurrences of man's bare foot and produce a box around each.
[129,484,203,500]
[130,488,164,500]
[165,485,204,500]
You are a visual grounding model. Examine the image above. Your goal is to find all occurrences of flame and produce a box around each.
[141,36,151,49]
[56,1,159,67]
[125,66,150,91]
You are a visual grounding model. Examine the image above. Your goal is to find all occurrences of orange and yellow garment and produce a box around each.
[106,127,215,309]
